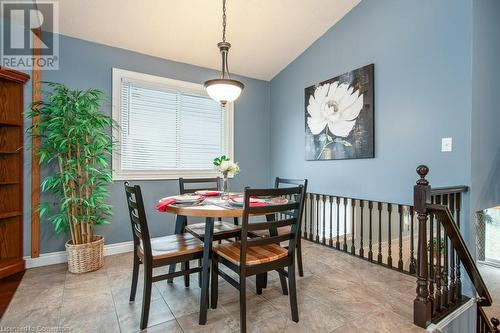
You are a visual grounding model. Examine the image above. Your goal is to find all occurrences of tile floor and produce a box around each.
[0,241,426,332]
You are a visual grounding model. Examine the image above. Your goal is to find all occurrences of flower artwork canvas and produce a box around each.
[305,64,374,160]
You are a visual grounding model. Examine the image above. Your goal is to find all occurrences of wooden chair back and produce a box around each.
[179,177,220,194]
[240,186,305,266]
[275,177,308,231]
[124,182,152,262]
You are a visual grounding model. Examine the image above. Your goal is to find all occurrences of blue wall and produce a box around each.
[471,0,500,215]
[31,35,270,254]
[270,0,473,206]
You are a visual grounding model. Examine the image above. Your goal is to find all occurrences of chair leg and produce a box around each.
[211,257,219,309]
[140,261,153,330]
[129,253,140,302]
[198,259,202,288]
[288,262,299,322]
[278,270,288,295]
[255,273,265,295]
[240,275,247,333]
[183,261,190,288]
[296,236,304,277]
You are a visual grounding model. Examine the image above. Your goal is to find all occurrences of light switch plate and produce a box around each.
[441,137,452,152]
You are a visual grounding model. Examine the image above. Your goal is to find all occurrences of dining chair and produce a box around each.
[124,182,204,330]
[251,177,308,277]
[210,186,305,333]
[170,177,241,286]
[179,177,240,241]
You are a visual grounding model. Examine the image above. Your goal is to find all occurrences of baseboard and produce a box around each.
[23,240,134,269]
[426,297,476,332]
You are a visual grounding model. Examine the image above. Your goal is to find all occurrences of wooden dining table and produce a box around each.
[162,197,245,325]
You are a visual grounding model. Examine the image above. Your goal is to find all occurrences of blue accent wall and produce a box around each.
[471,0,500,214]
[269,0,473,207]
[30,35,270,254]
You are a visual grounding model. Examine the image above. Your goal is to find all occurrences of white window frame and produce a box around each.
[112,68,234,180]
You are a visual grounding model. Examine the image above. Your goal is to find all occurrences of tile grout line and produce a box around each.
[155,281,186,333]
[56,267,68,330]
[103,264,124,333]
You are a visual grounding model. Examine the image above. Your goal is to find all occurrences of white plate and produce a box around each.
[195,190,222,196]
[173,195,201,203]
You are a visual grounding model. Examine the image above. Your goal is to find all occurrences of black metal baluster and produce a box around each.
[343,198,348,252]
[309,193,314,241]
[431,195,438,315]
[377,202,383,263]
[387,203,393,268]
[398,204,404,271]
[329,196,333,247]
[409,206,416,274]
[359,200,364,257]
[455,193,462,300]
[316,194,320,243]
[322,195,326,245]
[368,201,373,261]
[351,199,356,255]
[336,197,340,249]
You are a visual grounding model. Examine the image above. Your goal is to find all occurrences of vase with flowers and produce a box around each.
[213,155,240,200]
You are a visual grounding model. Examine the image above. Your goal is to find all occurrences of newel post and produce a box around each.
[414,165,432,328]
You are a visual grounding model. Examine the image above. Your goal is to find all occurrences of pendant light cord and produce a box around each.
[222,0,227,43]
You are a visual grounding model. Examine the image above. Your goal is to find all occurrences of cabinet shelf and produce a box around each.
[0,181,20,186]
[0,66,28,278]
[0,120,22,127]
[0,211,22,220]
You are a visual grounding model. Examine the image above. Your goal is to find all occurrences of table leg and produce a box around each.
[199,217,214,325]
[168,215,187,283]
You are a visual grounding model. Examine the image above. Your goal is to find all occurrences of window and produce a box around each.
[112,68,233,180]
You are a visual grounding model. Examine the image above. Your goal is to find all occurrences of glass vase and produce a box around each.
[221,173,229,201]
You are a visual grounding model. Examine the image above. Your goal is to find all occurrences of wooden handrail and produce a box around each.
[431,185,468,195]
[413,165,494,330]
[428,203,492,306]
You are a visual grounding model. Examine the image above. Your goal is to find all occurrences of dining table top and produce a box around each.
[164,197,244,218]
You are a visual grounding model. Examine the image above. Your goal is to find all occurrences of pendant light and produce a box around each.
[204,0,244,105]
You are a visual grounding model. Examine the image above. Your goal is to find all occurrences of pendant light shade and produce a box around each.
[204,79,243,104]
[204,0,244,105]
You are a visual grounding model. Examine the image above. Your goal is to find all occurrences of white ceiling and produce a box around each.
[55,0,360,81]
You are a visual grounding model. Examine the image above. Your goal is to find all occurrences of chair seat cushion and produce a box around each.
[213,242,288,266]
[185,221,240,239]
[139,233,203,260]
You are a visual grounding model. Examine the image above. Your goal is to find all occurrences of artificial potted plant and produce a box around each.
[28,82,114,273]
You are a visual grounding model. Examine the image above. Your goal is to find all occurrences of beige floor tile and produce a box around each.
[117,298,175,333]
[60,310,120,333]
[3,240,432,332]
[176,307,239,333]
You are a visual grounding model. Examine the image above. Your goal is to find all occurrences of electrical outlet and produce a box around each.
[441,137,452,152]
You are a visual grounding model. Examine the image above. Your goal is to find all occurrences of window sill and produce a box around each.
[113,170,233,181]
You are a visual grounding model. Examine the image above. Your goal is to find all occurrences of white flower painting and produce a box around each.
[305,64,374,160]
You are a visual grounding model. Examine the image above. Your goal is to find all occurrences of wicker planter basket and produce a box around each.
[65,235,104,273]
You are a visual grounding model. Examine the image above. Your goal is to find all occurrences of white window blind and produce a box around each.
[112,69,233,180]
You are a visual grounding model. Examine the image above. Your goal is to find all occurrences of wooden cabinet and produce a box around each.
[0,67,29,278]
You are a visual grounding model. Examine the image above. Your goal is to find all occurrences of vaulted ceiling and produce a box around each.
[55,0,360,81]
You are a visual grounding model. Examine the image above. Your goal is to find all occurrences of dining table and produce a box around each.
[161,196,247,325]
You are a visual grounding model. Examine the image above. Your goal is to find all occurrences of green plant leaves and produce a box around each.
[27,82,115,244]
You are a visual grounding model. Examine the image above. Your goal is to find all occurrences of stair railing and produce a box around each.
[413,165,496,331]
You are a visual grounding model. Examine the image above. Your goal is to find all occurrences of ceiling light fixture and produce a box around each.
[204,0,244,106]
